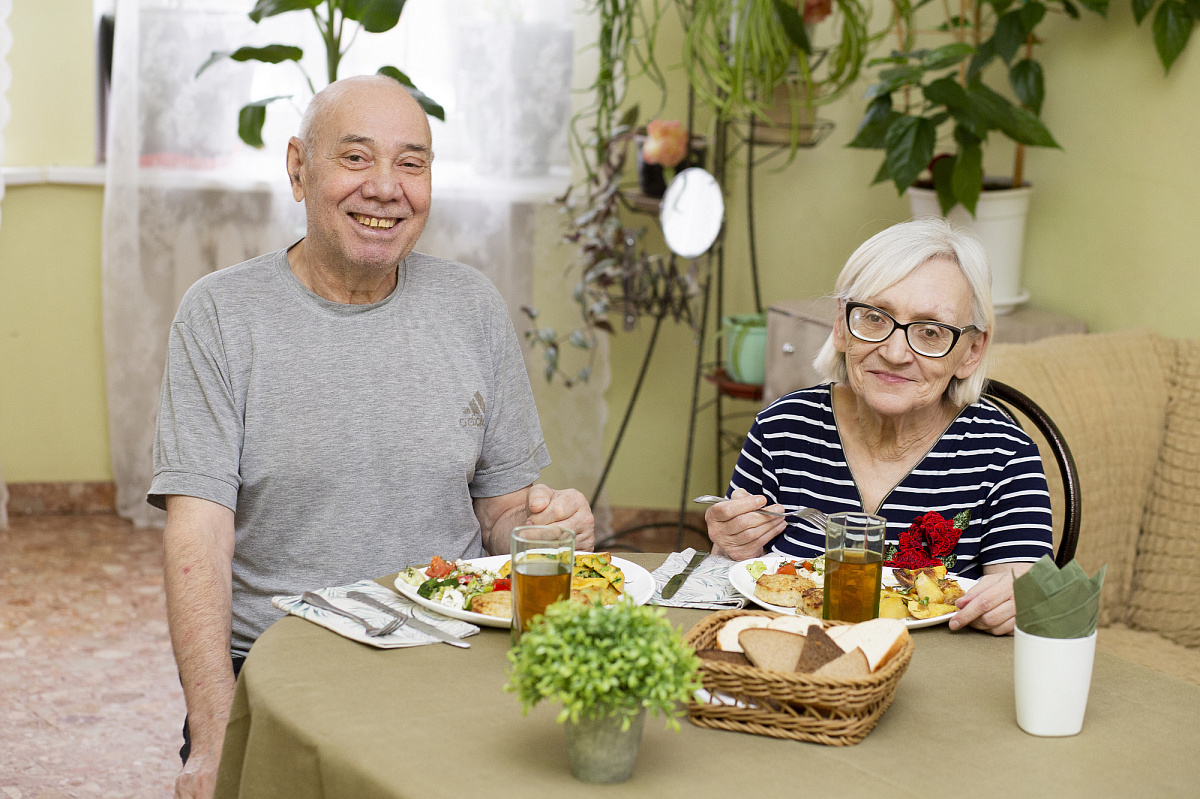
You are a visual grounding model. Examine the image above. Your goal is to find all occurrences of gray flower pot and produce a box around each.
[564,708,646,784]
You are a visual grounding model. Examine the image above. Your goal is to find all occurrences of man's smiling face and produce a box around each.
[291,78,433,275]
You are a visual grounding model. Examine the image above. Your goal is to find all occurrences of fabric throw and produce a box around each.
[650,549,747,609]
[273,579,479,649]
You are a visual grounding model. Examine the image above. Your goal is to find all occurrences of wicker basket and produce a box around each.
[683,610,914,745]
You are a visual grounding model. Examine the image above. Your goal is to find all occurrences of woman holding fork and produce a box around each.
[705,219,1053,635]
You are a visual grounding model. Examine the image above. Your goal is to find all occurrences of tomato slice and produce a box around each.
[777,561,797,575]
[493,577,511,591]
[427,555,454,579]
[802,560,814,572]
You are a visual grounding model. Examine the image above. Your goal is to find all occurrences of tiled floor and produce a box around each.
[1,514,183,799]
[0,510,706,798]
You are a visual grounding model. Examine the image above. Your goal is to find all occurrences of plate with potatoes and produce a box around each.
[728,557,976,629]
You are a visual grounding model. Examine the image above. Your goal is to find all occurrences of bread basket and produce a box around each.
[683,609,914,745]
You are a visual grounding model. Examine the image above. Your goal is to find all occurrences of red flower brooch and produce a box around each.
[883,510,969,570]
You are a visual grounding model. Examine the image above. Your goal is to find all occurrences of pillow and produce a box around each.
[990,329,1169,626]
[1127,339,1200,646]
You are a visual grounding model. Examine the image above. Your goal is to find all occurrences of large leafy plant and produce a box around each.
[849,0,1106,215]
[507,599,702,727]
[195,0,443,148]
[1131,0,1198,73]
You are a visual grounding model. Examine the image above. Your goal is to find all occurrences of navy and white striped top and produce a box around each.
[728,384,1054,579]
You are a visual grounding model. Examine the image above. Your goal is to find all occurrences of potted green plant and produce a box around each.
[848,0,1106,311]
[682,0,878,147]
[195,0,443,148]
[506,599,701,784]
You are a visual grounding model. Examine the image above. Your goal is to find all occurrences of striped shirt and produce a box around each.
[728,384,1054,579]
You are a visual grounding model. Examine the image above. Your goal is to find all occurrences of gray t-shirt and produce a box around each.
[148,248,550,654]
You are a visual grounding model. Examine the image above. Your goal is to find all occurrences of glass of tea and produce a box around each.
[822,512,887,623]
[510,525,575,642]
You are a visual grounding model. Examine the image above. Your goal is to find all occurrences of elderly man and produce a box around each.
[151,75,593,798]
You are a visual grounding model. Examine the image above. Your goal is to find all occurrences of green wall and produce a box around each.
[0,0,109,482]
[3,3,1200,505]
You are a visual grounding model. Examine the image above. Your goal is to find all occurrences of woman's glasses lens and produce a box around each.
[848,306,956,357]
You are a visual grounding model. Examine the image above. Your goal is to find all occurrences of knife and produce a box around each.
[345,591,471,648]
[660,550,710,600]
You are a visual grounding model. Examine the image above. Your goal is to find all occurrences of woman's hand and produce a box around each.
[949,563,1032,636]
[704,488,788,561]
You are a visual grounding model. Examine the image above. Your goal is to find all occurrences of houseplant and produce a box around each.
[195,0,443,148]
[848,0,1107,310]
[506,599,701,783]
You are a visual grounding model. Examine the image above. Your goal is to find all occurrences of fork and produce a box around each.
[301,591,405,637]
[692,495,829,530]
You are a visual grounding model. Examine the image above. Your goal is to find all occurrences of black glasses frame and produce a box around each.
[844,301,978,358]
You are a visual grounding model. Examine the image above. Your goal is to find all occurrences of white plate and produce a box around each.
[393,554,655,628]
[727,556,978,629]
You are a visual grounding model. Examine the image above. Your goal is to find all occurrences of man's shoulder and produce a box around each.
[176,250,287,319]
[405,252,500,294]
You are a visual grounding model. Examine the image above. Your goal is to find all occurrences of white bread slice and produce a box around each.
[832,618,910,672]
[766,615,822,635]
[825,625,852,643]
[738,628,806,672]
[715,616,773,652]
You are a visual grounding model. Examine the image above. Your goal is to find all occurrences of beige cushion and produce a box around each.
[1127,340,1200,646]
[1098,623,1200,687]
[990,329,1169,626]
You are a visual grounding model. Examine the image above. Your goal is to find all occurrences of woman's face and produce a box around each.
[834,257,988,420]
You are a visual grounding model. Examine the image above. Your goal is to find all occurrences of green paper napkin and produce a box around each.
[1014,555,1107,639]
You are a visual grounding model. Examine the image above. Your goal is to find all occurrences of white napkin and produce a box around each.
[272,579,480,649]
[650,549,747,609]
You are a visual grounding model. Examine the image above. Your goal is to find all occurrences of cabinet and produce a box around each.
[763,298,1087,405]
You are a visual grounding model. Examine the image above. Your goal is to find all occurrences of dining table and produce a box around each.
[214,553,1200,798]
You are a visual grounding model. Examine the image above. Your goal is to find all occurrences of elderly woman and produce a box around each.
[706,219,1053,635]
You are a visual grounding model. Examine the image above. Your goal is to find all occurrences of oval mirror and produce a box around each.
[660,168,724,259]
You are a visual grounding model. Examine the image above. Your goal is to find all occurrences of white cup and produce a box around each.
[1013,627,1097,737]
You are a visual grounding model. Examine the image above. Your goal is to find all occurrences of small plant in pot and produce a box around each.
[506,599,701,784]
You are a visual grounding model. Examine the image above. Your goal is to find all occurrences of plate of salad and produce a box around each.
[393,553,654,628]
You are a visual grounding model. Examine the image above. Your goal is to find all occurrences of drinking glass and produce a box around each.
[822,512,887,623]
[511,525,575,642]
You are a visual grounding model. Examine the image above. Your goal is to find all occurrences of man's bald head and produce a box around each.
[298,75,431,153]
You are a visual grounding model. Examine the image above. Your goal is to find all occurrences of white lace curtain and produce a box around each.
[0,0,10,529]
[102,0,601,528]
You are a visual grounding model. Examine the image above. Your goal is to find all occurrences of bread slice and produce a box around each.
[697,649,752,667]
[831,618,910,672]
[715,616,773,652]
[754,573,816,607]
[812,647,870,679]
[766,615,822,635]
[797,587,824,618]
[794,626,845,673]
[825,625,852,643]
[738,628,806,672]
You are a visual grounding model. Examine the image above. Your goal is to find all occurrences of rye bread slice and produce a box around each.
[812,646,870,679]
[737,628,806,672]
[794,625,845,673]
[697,649,752,667]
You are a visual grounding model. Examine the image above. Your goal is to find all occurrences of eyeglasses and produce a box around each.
[845,302,979,358]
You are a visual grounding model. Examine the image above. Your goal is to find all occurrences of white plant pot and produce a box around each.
[907,185,1033,315]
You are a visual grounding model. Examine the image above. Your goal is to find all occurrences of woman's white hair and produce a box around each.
[813,217,995,408]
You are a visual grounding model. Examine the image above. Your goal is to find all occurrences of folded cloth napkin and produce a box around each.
[1014,555,1107,639]
[650,549,747,609]
[272,579,480,649]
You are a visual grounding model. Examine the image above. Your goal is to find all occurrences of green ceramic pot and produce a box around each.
[564,708,646,784]
[722,313,767,385]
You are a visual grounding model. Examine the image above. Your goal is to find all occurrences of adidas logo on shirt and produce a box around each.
[460,391,486,428]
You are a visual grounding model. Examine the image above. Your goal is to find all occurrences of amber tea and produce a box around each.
[823,550,884,623]
[513,560,572,633]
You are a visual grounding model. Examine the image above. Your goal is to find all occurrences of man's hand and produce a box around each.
[949,563,1032,636]
[175,751,220,799]
[474,483,595,555]
[703,488,788,561]
[524,484,595,551]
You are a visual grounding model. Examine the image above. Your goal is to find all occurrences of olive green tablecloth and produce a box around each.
[215,554,1200,798]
